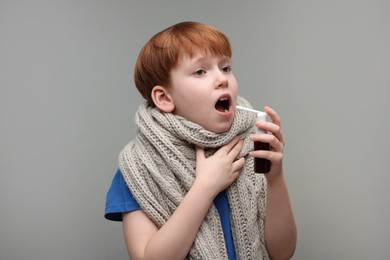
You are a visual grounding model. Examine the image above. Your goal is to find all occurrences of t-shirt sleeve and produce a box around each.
[104,169,141,221]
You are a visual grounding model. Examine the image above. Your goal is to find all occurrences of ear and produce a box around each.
[151,85,175,113]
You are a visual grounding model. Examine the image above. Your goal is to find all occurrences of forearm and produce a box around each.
[264,172,297,259]
[144,181,215,260]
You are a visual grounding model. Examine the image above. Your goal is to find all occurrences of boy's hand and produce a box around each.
[250,106,285,180]
[194,136,245,197]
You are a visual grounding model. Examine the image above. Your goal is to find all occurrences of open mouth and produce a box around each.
[215,96,231,112]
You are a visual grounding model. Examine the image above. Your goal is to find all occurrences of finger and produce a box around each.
[230,164,244,182]
[264,106,285,144]
[218,136,241,154]
[253,122,284,148]
[231,169,242,180]
[232,157,245,172]
[226,139,244,161]
[195,145,205,160]
[256,121,281,135]
[264,106,281,127]
[250,149,283,165]
[251,134,283,152]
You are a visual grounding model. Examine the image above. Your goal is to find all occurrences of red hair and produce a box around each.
[134,21,232,106]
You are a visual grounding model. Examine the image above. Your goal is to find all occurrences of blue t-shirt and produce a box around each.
[105,169,236,260]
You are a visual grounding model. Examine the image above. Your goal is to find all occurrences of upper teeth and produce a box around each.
[219,98,229,112]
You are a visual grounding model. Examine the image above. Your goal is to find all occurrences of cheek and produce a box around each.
[230,76,238,88]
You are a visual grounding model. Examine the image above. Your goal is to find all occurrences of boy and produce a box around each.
[105,21,296,260]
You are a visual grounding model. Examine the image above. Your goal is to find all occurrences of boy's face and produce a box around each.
[168,52,238,133]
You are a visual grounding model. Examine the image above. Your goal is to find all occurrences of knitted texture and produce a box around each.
[119,97,269,260]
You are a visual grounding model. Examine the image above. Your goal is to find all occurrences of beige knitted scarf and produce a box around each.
[119,97,269,260]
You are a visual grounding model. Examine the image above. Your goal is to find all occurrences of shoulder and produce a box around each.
[104,169,141,221]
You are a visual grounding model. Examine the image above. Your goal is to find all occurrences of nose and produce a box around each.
[215,71,228,89]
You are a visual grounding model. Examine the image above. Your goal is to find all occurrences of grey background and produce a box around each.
[1,1,389,259]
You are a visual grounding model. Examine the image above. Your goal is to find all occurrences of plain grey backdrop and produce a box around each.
[1,0,389,259]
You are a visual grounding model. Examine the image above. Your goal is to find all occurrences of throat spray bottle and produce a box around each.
[236,105,271,173]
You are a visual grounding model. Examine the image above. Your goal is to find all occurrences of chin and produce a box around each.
[210,123,232,134]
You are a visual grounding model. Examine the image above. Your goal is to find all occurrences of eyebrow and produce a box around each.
[191,55,231,64]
